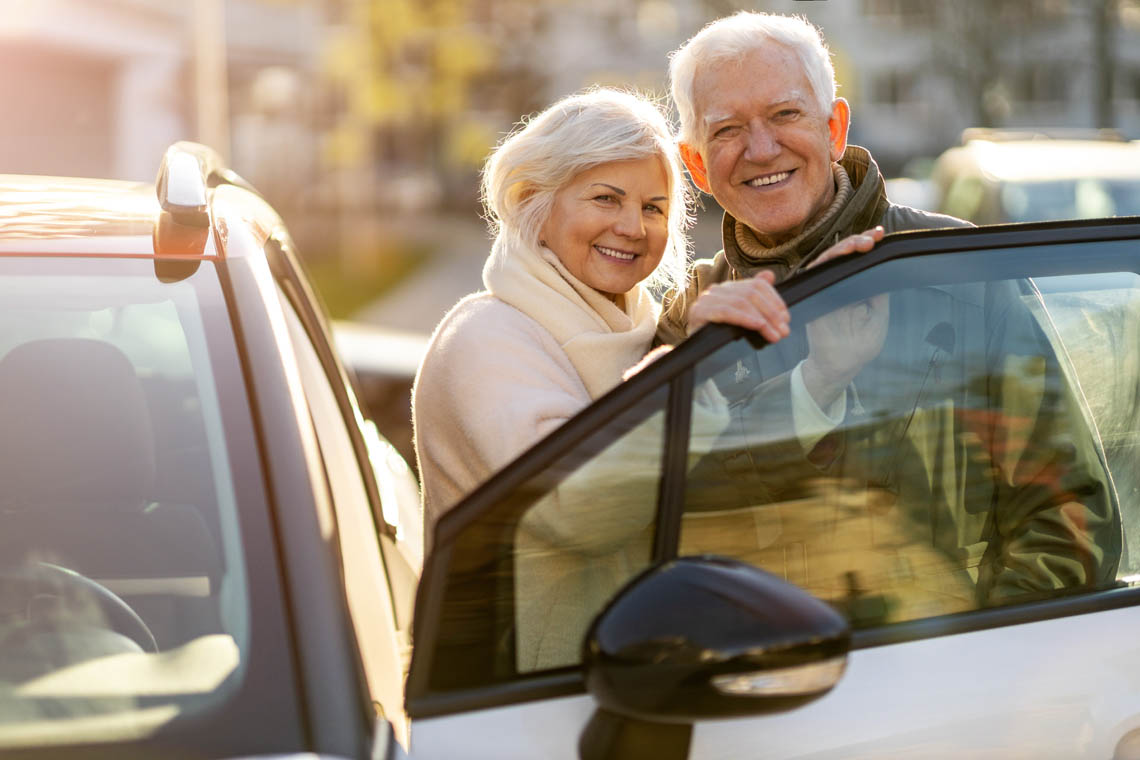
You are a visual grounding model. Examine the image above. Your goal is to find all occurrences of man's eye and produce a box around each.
[713,125,740,139]
[775,109,800,120]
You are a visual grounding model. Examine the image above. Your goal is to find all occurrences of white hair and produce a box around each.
[481,87,692,295]
[670,11,837,147]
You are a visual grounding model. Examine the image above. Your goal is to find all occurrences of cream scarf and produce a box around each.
[482,234,660,399]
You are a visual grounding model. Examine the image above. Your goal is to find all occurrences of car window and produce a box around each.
[420,385,667,692]
[1001,178,1140,223]
[679,243,1131,627]
[0,256,257,747]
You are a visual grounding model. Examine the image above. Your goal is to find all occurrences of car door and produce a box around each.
[407,217,1140,760]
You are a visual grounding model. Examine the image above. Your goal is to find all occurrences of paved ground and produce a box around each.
[354,214,492,335]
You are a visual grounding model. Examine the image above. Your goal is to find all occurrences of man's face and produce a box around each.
[683,44,849,248]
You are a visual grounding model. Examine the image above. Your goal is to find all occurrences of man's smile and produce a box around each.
[744,170,793,188]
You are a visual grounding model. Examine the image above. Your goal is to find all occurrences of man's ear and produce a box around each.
[828,98,851,162]
[679,142,711,193]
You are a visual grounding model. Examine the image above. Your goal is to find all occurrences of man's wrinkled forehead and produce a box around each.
[699,86,813,126]
[690,47,818,124]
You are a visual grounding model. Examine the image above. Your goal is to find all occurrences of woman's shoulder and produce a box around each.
[425,292,565,361]
[414,291,588,438]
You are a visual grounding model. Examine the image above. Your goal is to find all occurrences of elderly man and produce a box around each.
[662,11,1119,618]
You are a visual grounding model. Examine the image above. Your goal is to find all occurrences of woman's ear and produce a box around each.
[679,143,711,193]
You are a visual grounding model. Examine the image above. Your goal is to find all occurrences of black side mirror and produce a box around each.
[579,556,850,760]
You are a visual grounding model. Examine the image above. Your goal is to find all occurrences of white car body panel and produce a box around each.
[411,605,1140,759]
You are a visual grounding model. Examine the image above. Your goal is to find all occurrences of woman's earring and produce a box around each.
[539,239,547,247]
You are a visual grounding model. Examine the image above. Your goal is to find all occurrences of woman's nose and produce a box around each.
[613,204,646,239]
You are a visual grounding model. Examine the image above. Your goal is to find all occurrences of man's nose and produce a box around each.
[613,204,646,239]
[744,121,780,162]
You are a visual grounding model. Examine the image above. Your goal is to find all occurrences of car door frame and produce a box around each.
[407,214,1140,722]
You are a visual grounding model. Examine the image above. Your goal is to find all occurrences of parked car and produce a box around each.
[0,143,418,759]
[931,128,1140,224]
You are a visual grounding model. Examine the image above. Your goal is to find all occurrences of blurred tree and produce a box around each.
[320,0,553,210]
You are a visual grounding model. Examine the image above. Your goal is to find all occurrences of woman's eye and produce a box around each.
[593,194,616,203]
[644,204,664,215]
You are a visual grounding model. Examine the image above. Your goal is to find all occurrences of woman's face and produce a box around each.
[539,156,670,298]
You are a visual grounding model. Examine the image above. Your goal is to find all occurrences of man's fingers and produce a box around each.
[689,274,792,341]
[808,226,885,269]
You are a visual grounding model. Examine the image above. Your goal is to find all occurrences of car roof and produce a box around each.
[955,139,1140,183]
[0,174,167,256]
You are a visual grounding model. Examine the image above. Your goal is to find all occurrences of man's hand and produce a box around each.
[802,227,889,409]
[806,226,884,271]
[687,269,790,344]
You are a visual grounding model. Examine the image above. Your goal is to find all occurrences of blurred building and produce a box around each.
[515,0,1140,177]
[0,0,320,198]
[4,0,1139,203]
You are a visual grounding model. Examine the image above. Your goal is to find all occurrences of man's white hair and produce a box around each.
[481,87,692,294]
[670,11,837,147]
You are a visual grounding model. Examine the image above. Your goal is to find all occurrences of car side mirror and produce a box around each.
[579,556,850,760]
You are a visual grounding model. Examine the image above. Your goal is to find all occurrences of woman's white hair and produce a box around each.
[481,87,692,295]
[670,12,837,148]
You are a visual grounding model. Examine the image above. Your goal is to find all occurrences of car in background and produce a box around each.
[0,143,417,759]
[930,128,1140,224]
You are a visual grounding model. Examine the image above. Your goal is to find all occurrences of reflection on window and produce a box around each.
[680,257,1126,629]
[0,258,248,745]
[514,408,664,672]
[428,387,667,689]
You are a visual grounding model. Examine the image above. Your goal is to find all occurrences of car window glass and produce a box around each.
[513,407,665,673]
[0,257,252,745]
[425,386,667,690]
[679,245,1132,628]
[278,292,405,723]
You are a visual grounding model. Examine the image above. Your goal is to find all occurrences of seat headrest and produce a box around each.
[0,338,155,509]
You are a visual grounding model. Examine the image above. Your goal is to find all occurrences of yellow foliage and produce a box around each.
[447,119,497,167]
[324,125,366,167]
[434,33,493,76]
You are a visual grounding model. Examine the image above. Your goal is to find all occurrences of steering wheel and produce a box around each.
[0,561,158,654]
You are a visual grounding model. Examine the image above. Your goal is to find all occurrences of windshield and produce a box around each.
[1001,178,1140,222]
[0,257,254,748]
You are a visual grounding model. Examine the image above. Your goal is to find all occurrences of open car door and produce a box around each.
[407,217,1140,760]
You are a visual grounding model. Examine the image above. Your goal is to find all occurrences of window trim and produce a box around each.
[408,215,1140,718]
